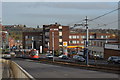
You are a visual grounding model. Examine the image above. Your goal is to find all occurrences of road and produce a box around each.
[11,58,119,79]
[39,54,108,64]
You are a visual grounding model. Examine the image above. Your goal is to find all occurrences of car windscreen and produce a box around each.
[112,56,120,59]
[46,54,52,56]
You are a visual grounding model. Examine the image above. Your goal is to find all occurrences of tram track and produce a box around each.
[31,58,120,74]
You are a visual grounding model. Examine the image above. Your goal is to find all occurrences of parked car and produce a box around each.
[73,55,85,62]
[15,51,23,58]
[59,55,68,59]
[10,51,16,57]
[2,52,11,59]
[94,55,103,59]
[107,56,120,64]
[22,54,30,59]
[46,54,53,59]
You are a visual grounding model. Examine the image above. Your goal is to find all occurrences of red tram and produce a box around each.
[29,49,39,59]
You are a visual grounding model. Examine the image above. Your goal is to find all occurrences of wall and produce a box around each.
[104,48,120,59]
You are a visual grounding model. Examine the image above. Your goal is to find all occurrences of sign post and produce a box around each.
[63,42,68,56]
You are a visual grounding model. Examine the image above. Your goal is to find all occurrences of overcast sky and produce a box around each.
[2,2,119,29]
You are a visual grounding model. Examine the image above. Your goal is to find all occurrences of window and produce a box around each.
[101,36,104,38]
[81,36,86,39]
[59,29,62,32]
[76,36,79,39]
[45,32,49,36]
[106,36,108,38]
[45,44,48,47]
[73,36,76,39]
[81,41,84,44]
[90,35,94,39]
[59,32,62,36]
[25,41,32,44]
[77,41,80,43]
[69,41,72,44]
[59,45,62,46]
[69,36,72,39]
[59,36,62,39]
[54,29,58,31]
[73,41,76,44]
[59,39,62,42]
[45,39,49,41]
[25,36,28,39]
[59,26,62,29]
[59,42,63,45]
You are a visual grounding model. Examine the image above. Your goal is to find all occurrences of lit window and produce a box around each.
[25,36,28,39]
[101,36,104,38]
[59,45,62,46]
[73,36,76,39]
[106,36,108,38]
[77,41,80,43]
[59,32,62,36]
[81,41,84,44]
[69,36,72,39]
[77,36,79,39]
[59,26,62,29]
[54,29,58,31]
[81,36,86,39]
[59,39,62,42]
[73,41,76,44]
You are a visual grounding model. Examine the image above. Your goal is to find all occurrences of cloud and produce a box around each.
[2,2,118,29]
[40,2,118,10]
[2,0,120,2]
[20,2,118,10]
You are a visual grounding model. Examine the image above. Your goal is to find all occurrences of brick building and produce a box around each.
[69,32,117,58]
[22,32,43,50]
[69,33,116,47]
[104,43,120,59]
[43,23,69,53]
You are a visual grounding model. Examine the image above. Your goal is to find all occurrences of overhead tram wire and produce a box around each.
[84,8,120,29]
[91,19,120,29]
[88,8,120,22]
[69,19,85,30]
[67,8,120,30]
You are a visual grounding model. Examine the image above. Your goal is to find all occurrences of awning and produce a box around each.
[67,46,84,49]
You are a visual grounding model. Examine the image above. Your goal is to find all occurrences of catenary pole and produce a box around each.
[85,16,89,66]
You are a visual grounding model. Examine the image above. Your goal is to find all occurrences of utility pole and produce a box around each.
[85,16,89,66]
[52,32,54,62]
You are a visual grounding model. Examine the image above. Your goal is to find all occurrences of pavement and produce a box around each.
[0,62,2,80]
[0,53,2,80]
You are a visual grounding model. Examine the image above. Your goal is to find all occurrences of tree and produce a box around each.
[24,25,26,27]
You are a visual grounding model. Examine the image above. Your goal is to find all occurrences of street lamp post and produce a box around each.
[32,37,34,49]
[48,42,49,53]
[52,32,54,62]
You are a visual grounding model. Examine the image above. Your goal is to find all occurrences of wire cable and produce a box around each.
[89,8,120,22]
[91,19,120,29]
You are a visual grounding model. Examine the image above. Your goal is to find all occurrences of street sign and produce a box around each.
[63,42,67,47]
